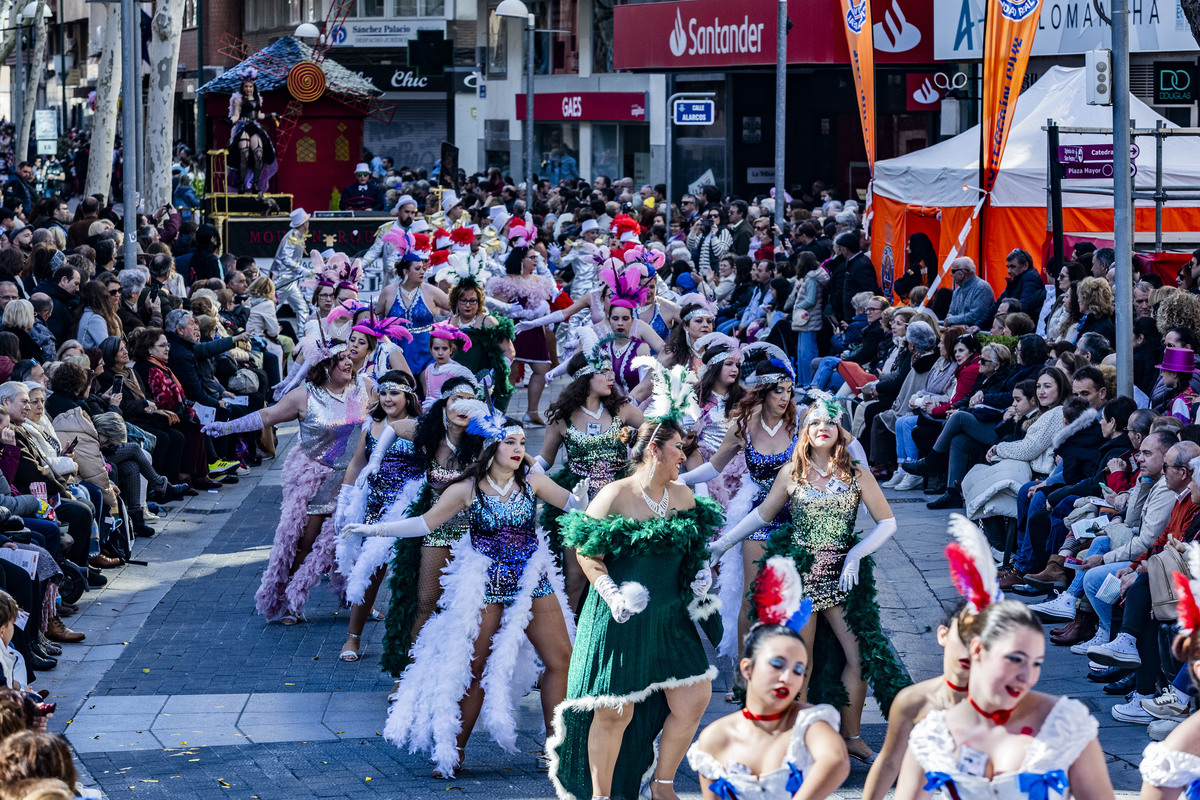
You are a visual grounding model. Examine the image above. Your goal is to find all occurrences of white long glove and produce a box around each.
[690,567,713,597]
[839,517,898,592]
[333,484,354,532]
[565,477,591,511]
[341,516,431,540]
[593,574,649,623]
[708,509,767,564]
[514,309,565,335]
[485,296,523,316]
[678,462,720,486]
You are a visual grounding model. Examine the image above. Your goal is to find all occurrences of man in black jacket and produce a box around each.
[837,231,880,321]
[726,200,752,256]
[2,163,36,218]
[31,264,80,344]
[164,309,249,408]
[987,248,1046,329]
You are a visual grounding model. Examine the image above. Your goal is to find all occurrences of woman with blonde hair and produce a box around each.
[1070,276,1115,345]
[2,298,41,360]
[247,275,289,386]
[707,396,906,764]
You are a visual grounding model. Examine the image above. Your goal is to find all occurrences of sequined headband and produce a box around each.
[684,307,714,322]
[489,424,524,444]
[704,348,739,367]
[571,357,612,380]
[377,381,405,392]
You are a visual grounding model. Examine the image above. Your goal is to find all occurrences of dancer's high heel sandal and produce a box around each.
[340,633,361,662]
[432,747,465,779]
[844,734,877,764]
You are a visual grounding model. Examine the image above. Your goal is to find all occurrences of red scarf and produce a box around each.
[147,358,187,412]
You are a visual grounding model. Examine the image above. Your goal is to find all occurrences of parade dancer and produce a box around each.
[894,599,1110,800]
[863,515,999,800]
[548,361,724,800]
[659,294,717,372]
[708,396,904,764]
[227,68,278,195]
[437,251,517,410]
[361,194,419,291]
[680,343,798,682]
[347,312,413,385]
[270,209,312,324]
[1140,543,1200,800]
[378,368,484,679]
[343,405,585,779]
[538,329,644,610]
[487,240,559,425]
[204,338,374,624]
[688,557,850,800]
[693,333,746,507]
[333,371,423,663]
[374,228,452,386]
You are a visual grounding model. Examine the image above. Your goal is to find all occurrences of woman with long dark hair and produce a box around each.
[537,334,644,609]
[658,294,716,372]
[75,280,122,348]
[343,408,582,780]
[487,244,558,425]
[694,333,747,507]
[227,70,278,194]
[374,233,452,388]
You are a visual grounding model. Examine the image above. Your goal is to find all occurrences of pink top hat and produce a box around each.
[1156,347,1199,374]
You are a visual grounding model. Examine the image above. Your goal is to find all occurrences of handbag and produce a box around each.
[1147,538,1189,621]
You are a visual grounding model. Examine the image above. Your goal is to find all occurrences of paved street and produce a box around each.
[48,388,1148,798]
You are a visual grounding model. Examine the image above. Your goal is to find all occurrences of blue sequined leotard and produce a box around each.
[743,430,797,542]
[646,301,669,341]
[362,430,424,524]
[469,486,553,605]
[390,286,435,377]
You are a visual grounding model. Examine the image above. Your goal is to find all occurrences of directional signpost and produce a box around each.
[673,99,715,126]
[1057,143,1139,179]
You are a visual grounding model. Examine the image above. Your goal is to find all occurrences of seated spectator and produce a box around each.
[116,269,160,334]
[31,266,79,344]
[0,729,78,794]
[1001,312,1035,337]
[26,295,54,362]
[943,257,994,328]
[74,280,123,349]
[1154,346,1200,424]
[1071,276,1117,345]
[874,320,939,488]
[1,301,39,362]
[811,295,889,390]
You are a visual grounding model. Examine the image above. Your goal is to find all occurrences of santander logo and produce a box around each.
[667,6,766,59]
[669,9,687,57]
[873,0,922,53]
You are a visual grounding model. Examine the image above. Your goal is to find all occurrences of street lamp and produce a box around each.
[494,0,533,205]
[294,22,320,39]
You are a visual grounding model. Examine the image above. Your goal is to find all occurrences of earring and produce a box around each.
[648,453,658,481]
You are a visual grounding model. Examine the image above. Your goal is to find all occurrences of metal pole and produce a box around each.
[1155,121,1164,251]
[1047,120,1064,269]
[773,0,786,232]
[525,14,534,210]
[664,74,673,235]
[57,0,66,130]
[121,0,137,269]
[1112,0,1133,398]
[15,20,22,150]
[196,0,205,180]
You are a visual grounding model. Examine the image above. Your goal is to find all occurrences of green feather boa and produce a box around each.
[454,314,515,411]
[762,524,913,718]
[380,482,435,678]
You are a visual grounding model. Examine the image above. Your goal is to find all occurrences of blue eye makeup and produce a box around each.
[769,656,786,669]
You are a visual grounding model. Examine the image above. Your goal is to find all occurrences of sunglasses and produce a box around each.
[108,289,120,296]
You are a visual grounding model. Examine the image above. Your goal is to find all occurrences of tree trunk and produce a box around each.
[85,2,121,199]
[1185,0,1200,46]
[144,0,184,210]
[15,0,48,163]
[0,0,18,65]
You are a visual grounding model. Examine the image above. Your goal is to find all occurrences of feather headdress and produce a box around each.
[599,264,650,310]
[634,356,701,426]
[945,514,1003,615]
[434,250,486,289]
[310,250,363,293]
[611,213,642,243]
[740,342,796,388]
[412,233,432,255]
[622,244,665,275]
[430,322,472,352]
[380,227,422,263]
[351,312,414,345]
[429,249,450,268]
[570,327,615,379]
[678,292,717,321]
[270,310,346,399]
[800,388,845,426]
[753,556,814,633]
[434,228,453,250]
[449,226,475,252]
[452,397,521,444]
[508,222,533,248]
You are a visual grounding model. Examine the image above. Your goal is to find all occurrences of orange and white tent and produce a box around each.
[870,66,1200,295]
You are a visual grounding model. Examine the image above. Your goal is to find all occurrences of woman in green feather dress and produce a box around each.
[548,419,724,800]
[709,398,907,765]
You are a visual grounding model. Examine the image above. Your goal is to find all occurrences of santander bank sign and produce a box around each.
[614,0,933,69]
[667,7,766,58]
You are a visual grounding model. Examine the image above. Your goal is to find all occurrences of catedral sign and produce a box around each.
[935,0,1198,58]
[612,0,934,69]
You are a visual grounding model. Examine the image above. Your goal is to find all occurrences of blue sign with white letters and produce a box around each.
[673,99,715,125]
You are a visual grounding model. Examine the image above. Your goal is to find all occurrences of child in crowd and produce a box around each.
[422,323,471,399]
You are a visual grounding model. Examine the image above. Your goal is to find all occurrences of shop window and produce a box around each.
[534,122,579,181]
[359,0,386,16]
[182,0,197,28]
[592,0,614,73]
[592,124,619,184]
[486,0,507,79]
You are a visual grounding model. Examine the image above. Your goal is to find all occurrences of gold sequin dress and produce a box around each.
[784,476,861,610]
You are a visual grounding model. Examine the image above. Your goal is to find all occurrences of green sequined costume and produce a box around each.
[762,476,912,717]
[453,314,514,411]
[379,482,433,678]
[540,419,629,555]
[548,497,724,800]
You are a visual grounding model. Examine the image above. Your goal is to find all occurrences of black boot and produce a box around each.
[927,488,964,510]
[924,474,948,495]
[29,644,58,670]
[905,450,947,477]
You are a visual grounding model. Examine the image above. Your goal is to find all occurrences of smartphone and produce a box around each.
[64,437,78,455]
[111,375,124,396]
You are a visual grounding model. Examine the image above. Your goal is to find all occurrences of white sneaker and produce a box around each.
[881,469,907,489]
[1141,686,1191,721]
[1112,693,1156,724]
[1071,629,1111,655]
[1029,592,1076,621]
[1088,631,1142,668]
[895,473,925,491]
[1149,718,1182,741]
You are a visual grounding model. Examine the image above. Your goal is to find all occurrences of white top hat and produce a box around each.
[290,208,310,228]
[469,224,482,236]
[491,211,511,230]
[487,205,507,221]
[435,231,453,248]
[409,219,432,234]
[580,219,599,234]
[354,162,370,174]
[393,194,417,213]
[441,189,461,212]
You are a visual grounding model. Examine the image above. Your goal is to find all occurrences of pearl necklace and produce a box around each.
[760,415,784,437]
[639,479,670,518]
[580,401,605,421]
[399,284,421,313]
[811,462,831,478]
[485,471,516,499]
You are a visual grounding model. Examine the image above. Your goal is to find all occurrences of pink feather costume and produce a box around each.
[255,377,372,621]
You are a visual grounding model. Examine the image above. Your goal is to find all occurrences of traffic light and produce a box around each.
[1085,49,1113,106]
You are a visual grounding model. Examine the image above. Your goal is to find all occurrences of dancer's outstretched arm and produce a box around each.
[341,480,472,539]
[707,463,791,562]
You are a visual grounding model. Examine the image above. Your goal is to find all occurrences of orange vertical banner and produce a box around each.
[981,0,1043,193]
[840,0,875,170]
